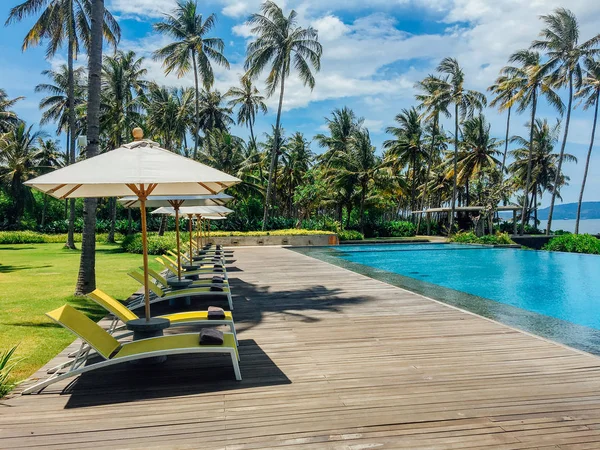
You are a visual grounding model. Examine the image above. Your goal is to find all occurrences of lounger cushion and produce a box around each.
[200,328,224,345]
[212,276,224,283]
[208,306,226,320]
[210,285,224,292]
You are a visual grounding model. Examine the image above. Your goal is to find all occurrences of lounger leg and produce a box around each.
[231,351,242,381]
[227,292,233,310]
[230,323,238,346]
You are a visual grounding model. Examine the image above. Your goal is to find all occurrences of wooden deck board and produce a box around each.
[3,245,600,449]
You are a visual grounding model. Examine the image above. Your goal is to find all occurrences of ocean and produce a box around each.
[541,219,600,234]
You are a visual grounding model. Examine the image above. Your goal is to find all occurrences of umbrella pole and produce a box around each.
[195,214,200,253]
[139,197,151,322]
[188,215,193,257]
[174,207,181,281]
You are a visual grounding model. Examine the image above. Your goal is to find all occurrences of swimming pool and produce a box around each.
[295,243,600,354]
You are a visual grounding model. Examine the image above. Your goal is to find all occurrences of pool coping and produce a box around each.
[291,245,600,360]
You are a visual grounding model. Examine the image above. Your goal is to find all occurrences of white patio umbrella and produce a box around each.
[25,129,240,321]
[136,200,234,280]
[151,206,233,258]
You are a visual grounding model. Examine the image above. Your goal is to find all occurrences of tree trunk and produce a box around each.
[127,208,133,235]
[261,74,286,231]
[520,86,537,235]
[249,118,257,151]
[501,106,511,177]
[575,90,599,235]
[158,215,167,236]
[65,23,77,250]
[533,186,538,230]
[346,204,353,229]
[449,103,459,234]
[41,194,48,228]
[192,50,200,160]
[107,197,117,243]
[359,183,366,234]
[546,72,574,235]
[416,114,437,235]
[75,0,103,296]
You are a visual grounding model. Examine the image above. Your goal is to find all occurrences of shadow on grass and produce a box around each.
[0,246,36,251]
[63,339,290,408]
[95,247,127,255]
[9,321,63,329]
[0,264,52,273]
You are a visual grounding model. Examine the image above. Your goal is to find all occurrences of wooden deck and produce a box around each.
[4,246,600,449]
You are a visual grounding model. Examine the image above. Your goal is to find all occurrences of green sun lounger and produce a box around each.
[22,304,241,394]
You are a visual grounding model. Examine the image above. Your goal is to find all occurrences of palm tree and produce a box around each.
[244,0,322,230]
[153,0,229,159]
[144,84,188,151]
[0,123,46,225]
[531,8,600,235]
[101,50,147,242]
[36,138,62,227]
[574,57,600,234]
[76,0,116,295]
[0,89,24,133]
[503,49,564,234]
[433,58,487,232]
[383,107,427,213]
[316,107,363,164]
[280,132,312,217]
[510,119,576,227]
[197,89,234,133]
[226,77,267,151]
[488,73,519,176]
[35,65,87,136]
[201,129,245,174]
[455,115,502,205]
[7,0,120,250]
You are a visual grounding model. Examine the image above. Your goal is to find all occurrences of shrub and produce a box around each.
[0,231,124,245]
[385,221,417,237]
[543,234,600,255]
[0,346,20,398]
[338,230,364,241]
[450,231,514,245]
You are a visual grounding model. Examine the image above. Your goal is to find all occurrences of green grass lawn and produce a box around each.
[0,242,160,383]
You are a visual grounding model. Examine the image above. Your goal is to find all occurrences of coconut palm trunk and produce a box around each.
[75,0,104,296]
[546,72,574,235]
[520,88,538,235]
[262,75,285,230]
[449,103,459,233]
[192,49,200,159]
[575,90,599,234]
[501,106,511,175]
[65,11,77,250]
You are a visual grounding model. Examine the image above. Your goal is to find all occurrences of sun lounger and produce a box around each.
[128,270,234,310]
[156,256,229,281]
[22,304,241,394]
[88,289,237,345]
[146,267,229,290]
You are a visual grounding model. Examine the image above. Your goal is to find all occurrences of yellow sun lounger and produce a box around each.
[22,304,241,394]
[146,267,229,290]
[88,289,237,345]
[156,255,229,281]
[128,270,234,310]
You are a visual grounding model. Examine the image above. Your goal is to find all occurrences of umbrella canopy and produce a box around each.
[24,129,240,322]
[25,139,239,198]
[119,193,233,209]
[151,206,233,216]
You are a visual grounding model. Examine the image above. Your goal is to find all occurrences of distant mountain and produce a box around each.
[536,202,600,220]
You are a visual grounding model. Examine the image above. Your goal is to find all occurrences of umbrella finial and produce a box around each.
[132,127,144,141]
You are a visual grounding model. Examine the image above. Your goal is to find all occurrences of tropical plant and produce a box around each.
[153,0,229,158]
[0,89,24,133]
[279,132,313,216]
[0,123,46,225]
[36,138,63,227]
[0,346,20,398]
[201,129,245,174]
[433,57,486,232]
[226,77,267,150]
[144,84,189,151]
[574,57,600,234]
[531,8,600,234]
[197,89,234,133]
[488,72,519,176]
[244,0,322,230]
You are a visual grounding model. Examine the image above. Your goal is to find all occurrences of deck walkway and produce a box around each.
[4,246,600,449]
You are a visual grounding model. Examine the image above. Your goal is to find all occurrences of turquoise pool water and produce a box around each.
[332,243,600,330]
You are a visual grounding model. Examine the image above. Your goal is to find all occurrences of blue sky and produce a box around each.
[1,0,600,208]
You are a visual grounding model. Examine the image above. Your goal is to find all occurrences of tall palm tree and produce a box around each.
[226,77,267,151]
[433,58,487,232]
[7,0,120,250]
[201,129,245,174]
[35,65,87,136]
[280,132,312,217]
[197,89,234,133]
[144,84,188,151]
[510,119,576,227]
[574,57,600,234]
[153,0,229,159]
[503,49,564,234]
[101,50,147,243]
[531,8,600,234]
[455,115,502,205]
[0,89,24,133]
[0,123,46,225]
[488,72,519,176]
[76,0,115,295]
[244,0,322,230]
[36,138,62,227]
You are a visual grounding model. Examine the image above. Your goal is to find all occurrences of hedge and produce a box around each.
[0,231,125,245]
[543,234,600,255]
